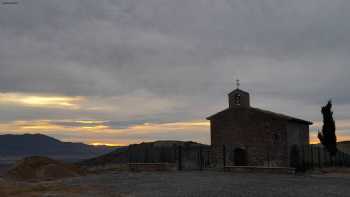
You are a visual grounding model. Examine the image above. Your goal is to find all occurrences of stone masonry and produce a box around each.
[207,87,312,167]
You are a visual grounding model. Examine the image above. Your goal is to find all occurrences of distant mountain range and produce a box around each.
[0,134,118,163]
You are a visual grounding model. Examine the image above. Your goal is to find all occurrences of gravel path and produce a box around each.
[45,171,350,197]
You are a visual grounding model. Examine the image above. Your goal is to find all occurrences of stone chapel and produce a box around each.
[207,82,312,167]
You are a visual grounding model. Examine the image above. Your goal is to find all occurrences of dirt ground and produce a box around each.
[1,171,350,197]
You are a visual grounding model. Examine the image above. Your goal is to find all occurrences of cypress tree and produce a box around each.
[318,100,337,156]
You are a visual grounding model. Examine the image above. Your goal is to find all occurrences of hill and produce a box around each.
[78,140,206,167]
[0,134,117,163]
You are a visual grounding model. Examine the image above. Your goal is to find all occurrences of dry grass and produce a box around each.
[0,179,92,197]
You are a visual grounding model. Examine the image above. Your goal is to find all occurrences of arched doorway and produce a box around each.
[234,148,247,166]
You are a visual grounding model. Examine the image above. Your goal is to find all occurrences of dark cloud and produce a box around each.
[0,0,350,141]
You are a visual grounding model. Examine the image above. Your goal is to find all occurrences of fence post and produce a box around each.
[305,145,308,170]
[207,149,210,167]
[318,147,321,168]
[128,146,131,163]
[304,146,308,170]
[178,146,182,171]
[335,152,338,166]
[323,148,327,167]
[144,147,148,163]
[310,146,314,169]
[301,146,305,170]
[199,146,203,171]
[223,145,226,168]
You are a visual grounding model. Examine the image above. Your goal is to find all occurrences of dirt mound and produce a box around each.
[4,156,85,181]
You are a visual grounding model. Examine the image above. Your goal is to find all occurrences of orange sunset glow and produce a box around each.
[0,116,349,145]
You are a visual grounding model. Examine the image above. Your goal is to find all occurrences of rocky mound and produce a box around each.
[5,156,85,181]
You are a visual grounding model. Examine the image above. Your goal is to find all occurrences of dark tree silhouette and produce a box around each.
[318,100,337,156]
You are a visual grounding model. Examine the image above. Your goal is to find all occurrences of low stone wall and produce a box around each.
[224,166,295,174]
[128,163,177,172]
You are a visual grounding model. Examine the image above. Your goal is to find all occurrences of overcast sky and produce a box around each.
[0,0,349,145]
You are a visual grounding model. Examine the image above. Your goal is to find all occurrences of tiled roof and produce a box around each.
[207,107,313,125]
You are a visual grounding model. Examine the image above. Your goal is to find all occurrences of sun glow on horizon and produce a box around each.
[90,142,125,147]
[0,92,84,109]
[1,118,350,146]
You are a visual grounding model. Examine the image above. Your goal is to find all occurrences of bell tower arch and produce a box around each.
[228,80,250,108]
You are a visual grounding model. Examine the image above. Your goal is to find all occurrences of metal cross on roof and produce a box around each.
[236,79,240,89]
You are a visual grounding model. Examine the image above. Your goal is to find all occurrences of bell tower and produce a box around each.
[228,80,250,108]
